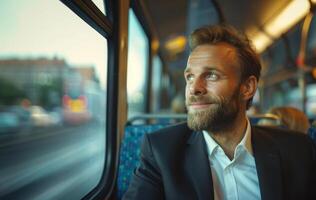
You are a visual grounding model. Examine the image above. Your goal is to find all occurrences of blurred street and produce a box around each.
[0,121,106,200]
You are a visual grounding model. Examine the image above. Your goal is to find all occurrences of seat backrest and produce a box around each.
[117,123,169,199]
[249,114,282,126]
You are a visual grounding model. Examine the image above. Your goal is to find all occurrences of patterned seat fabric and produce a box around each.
[117,124,169,199]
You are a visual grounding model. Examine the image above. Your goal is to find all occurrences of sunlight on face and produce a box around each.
[185,44,242,132]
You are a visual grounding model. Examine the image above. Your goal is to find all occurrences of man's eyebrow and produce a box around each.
[202,66,217,71]
[184,66,221,73]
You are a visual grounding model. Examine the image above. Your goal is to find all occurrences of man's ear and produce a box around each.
[240,75,258,101]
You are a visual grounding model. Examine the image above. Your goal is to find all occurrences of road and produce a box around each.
[0,121,106,200]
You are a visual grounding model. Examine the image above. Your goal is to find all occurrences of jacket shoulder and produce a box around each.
[145,122,193,156]
[148,122,191,141]
[252,125,311,141]
[252,125,315,154]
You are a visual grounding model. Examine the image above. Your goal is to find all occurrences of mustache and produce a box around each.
[187,95,220,105]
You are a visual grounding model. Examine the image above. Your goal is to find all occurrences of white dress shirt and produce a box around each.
[203,119,261,200]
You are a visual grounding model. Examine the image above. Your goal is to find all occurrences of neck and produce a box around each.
[207,113,248,160]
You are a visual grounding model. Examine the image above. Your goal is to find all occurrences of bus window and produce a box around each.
[127,9,149,118]
[91,0,106,15]
[151,55,163,113]
[307,13,316,64]
[0,0,107,199]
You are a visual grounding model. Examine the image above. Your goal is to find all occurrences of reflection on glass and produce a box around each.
[0,0,107,199]
[127,9,149,117]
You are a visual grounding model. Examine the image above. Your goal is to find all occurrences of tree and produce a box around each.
[0,78,26,105]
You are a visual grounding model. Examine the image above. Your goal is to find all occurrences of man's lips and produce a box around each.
[189,102,213,109]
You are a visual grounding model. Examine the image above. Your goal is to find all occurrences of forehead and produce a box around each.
[186,43,240,72]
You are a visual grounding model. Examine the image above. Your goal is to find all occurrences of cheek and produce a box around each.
[185,85,190,97]
[205,85,221,96]
[206,82,232,95]
[206,85,235,102]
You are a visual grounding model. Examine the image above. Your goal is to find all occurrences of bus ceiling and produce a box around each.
[142,0,316,63]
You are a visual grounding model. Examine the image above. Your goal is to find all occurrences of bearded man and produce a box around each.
[123,25,316,200]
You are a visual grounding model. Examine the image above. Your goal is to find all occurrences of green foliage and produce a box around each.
[0,78,26,105]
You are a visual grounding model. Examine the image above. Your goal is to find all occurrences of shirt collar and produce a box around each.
[203,118,253,157]
[240,118,253,155]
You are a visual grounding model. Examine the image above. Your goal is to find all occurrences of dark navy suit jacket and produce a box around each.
[123,122,316,200]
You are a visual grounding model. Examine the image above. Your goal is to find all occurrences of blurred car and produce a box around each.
[0,112,20,134]
[29,106,59,127]
[49,107,64,126]
[7,105,32,128]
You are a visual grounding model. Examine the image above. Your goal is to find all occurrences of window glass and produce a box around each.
[306,13,316,65]
[92,0,106,15]
[268,40,286,74]
[127,9,149,118]
[151,56,163,113]
[0,0,107,199]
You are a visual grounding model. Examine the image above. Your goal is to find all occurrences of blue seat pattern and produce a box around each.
[117,124,169,199]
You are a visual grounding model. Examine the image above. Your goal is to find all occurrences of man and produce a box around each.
[123,25,316,200]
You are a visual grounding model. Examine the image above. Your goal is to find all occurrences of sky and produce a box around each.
[0,0,108,89]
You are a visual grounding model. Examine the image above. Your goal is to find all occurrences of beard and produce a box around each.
[186,89,240,132]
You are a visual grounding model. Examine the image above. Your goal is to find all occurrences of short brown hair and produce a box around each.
[189,24,261,108]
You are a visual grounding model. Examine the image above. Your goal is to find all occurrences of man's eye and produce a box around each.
[186,74,194,81]
[205,73,219,81]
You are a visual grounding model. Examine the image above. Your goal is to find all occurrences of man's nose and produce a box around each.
[189,78,207,96]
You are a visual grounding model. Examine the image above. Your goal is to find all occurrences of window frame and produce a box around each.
[61,0,124,199]
[61,0,159,198]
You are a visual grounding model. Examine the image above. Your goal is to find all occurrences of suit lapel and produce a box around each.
[184,131,214,200]
[252,126,283,200]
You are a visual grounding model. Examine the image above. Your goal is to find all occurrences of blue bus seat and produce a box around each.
[117,124,170,199]
[117,114,186,199]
